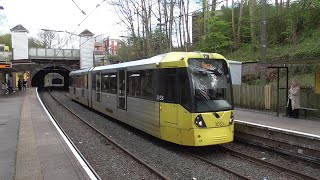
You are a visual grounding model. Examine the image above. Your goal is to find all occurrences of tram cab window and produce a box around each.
[141,70,154,99]
[128,71,141,97]
[109,73,117,94]
[188,59,233,112]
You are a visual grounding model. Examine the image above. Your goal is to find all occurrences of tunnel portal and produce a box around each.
[31,66,70,88]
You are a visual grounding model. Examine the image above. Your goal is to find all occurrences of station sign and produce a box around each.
[0,62,12,69]
[316,69,320,94]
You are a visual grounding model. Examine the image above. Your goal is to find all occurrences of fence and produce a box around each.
[29,48,80,60]
[233,85,320,117]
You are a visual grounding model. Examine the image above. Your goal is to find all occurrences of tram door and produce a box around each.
[96,72,101,102]
[117,69,127,110]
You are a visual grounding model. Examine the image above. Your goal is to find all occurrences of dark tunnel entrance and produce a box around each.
[31,66,70,88]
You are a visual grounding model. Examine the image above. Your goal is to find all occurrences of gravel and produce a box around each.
[190,146,301,180]
[41,89,320,180]
[223,142,320,179]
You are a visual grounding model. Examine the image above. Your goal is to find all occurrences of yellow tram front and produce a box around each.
[159,53,234,146]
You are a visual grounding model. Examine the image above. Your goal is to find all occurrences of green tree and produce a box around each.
[37,30,56,48]
[28,37,45,48]
[0,33,11,50]
[197,17,231,53]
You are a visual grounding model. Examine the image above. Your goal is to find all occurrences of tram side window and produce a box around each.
[96,74,101,92]
[141,70,154,99]
[128,71,141,97]
[69,76,74,86]
[96,74,101,101]
[75,75,81,88]
[80,75,84,88]
[92,73,96,91]
[109,73,117,94]
[102,73,110,93]
[83,74,88,89]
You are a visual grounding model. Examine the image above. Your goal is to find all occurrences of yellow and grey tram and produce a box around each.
[69,52,234,146]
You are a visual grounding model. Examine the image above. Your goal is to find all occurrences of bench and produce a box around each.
[285,106,319,118]
[298,107,319,118]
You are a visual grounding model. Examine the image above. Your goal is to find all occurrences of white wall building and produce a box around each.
[228,60,242,85]
[79,29,95,69]
[10,24,29,60]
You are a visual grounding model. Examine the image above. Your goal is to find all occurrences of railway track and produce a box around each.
[220,146,319,180]
[186,145,319,180]
[235,123,320,164]
[44,88,169,180]
[185,151,250,180]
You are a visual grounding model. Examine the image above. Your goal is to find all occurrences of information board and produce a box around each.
[0,62,11,69]
[0,64,11,68]
[316,69,320,94]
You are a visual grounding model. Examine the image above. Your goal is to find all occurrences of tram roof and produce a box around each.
[93,52,226,71]
[94,53,166,71]
[69,67,93,75]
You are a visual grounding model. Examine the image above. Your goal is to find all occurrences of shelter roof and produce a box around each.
[79,29,94,37]
[10,24,29,33]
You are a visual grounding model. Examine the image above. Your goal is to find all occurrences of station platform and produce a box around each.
[0,88,92,180]
[235,108,320,137]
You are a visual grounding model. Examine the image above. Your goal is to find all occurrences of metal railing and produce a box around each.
[29,48,80,60]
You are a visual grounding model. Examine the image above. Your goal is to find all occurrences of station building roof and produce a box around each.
[10,24,29,33]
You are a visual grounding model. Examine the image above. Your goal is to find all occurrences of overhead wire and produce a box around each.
[43,0,108,66]
[71,0,86,15]
[78,0,106,27]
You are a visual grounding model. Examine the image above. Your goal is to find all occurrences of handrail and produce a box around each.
[28,48,80,60]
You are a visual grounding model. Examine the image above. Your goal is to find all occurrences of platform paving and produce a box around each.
[0,89,91,180]
[0,91,25,180]
[235,108,320,136]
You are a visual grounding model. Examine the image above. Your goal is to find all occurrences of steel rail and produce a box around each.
[185,152,250,180]
[47,89,169,180]
[220,146,319,180]
[235,134,320,165]
[38,89,102,180]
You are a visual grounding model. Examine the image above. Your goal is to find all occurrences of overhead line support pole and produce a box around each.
[260,0,267,86]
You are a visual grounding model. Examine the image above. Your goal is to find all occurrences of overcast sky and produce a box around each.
[0,0,127,39]
[0,0,203,46]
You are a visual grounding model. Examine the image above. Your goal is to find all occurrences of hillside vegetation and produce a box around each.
[191,0,320,62]
[226,29,320,61]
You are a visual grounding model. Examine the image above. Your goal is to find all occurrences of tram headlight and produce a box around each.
[229,112,234,125]
[195,115,207,128]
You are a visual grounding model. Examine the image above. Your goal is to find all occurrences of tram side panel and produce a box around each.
[70,72,90,107]
[90,69,161,138]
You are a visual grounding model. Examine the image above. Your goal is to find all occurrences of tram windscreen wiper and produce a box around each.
[195,69,222,76]
[213,112,220,118]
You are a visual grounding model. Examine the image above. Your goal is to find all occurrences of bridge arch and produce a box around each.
[31,66,70,88]
[31,63,73,79]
